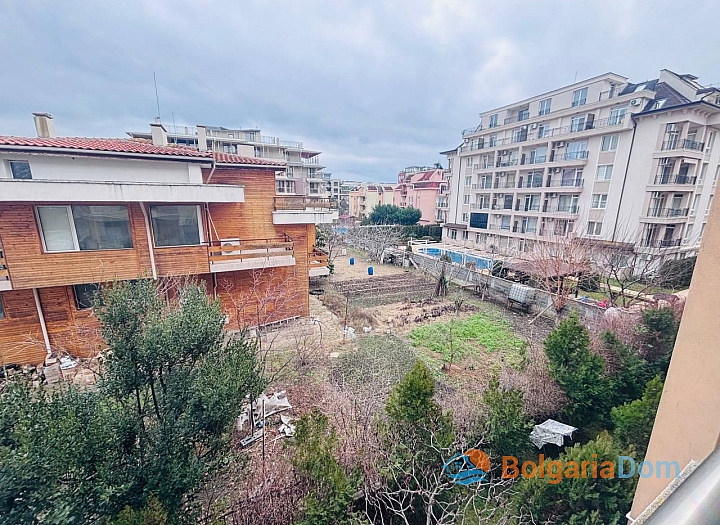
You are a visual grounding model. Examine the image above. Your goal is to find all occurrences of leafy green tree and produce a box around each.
[514,433,635,525]
[0,279,265,523]
[602,331,650,408]
[293,409,358,525]
[396,207,422,225]
[638,307,678,377]
[482,375,532,459]
[543,314,610,425]
[611,376,663,459]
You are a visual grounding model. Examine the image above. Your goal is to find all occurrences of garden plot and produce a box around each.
[330,273,436,308]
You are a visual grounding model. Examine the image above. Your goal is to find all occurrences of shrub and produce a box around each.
[482,375,532,459]
[611,376,663,460]
[656,256,696,289]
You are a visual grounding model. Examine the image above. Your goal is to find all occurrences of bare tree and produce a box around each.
[521,233,593,314]
[588,223,682,308]
[315,223,344,269]
[346,224,403,262]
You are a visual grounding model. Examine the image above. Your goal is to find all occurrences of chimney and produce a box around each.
[33,112,57,138]
[197,125,207,151]
[149,122,168,146]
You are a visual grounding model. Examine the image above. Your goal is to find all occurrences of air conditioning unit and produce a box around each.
[494,214,502,218]
[630,98,642,106]
[530,123,538,129]
[555,141,566,148]
[497,193,505,197]
[219,238,241,256]
[547,193,557,198]
[500,150,509,155]
[521,125,528,130]
[553,167,562,173]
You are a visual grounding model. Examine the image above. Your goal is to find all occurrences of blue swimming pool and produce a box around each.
[418,247,493,270]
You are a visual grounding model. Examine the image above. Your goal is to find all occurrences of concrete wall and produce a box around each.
[0,153,203,184]
[629,166,720,518]
[409,251,603,322]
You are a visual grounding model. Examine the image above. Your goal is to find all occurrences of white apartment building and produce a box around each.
[128,123,328,198]
[441,70,720,261]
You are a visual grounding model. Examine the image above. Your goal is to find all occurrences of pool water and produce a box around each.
[418,247,493,270]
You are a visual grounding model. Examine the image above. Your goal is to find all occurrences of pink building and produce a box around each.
[394,165,446,224]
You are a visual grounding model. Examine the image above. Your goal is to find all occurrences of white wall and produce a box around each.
[0,153,204,184]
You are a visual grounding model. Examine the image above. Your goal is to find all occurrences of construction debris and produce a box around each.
[236,391,295,445]
[278,415,296,437]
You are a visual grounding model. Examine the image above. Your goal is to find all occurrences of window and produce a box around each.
[601,134,619,151]
[570,116,586,132]
[462,213,469,222]
[286,166,294,177]
[537,123,550,138]
[591,194,608,209]
[465,176,472,186]
[538,98,551,116]
[634,83,647,92]
[0,294,5,320]
[609,106,627,125]
[276,180,296,193]
[37,205,132,252]
[489,135,497,147]
[596,164,613,180]
[9,160,32,179]
[465,156,473,167]
[517,109,530,121]
[699,163,708,185]
[572,87,588,107]
[706,131,715,153]
[150,205,202,247]
[706,195,714,216]
[450,229,458,240]
[463,195,470,204]
[684,224,693,242]
[461,230,469,240]
[488,114,498,128]
[586,221,603,236]
[73,283,100,310]
[714,166,719,186]
[691,194,701,215]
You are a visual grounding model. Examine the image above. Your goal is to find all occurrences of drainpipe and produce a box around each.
[140,203,158,279]
[32,288,51,354]
[611,114,638,242]
[205,159,217,184]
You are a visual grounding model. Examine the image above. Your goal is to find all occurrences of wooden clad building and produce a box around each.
[0,115,337,365]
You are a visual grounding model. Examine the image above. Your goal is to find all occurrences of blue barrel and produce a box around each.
[350,257,355,265]
[368,266,374,275]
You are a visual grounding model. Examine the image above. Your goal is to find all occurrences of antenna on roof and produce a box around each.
[153,71,161,122]
[574,71,578,83]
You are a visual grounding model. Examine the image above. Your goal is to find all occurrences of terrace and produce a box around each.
[208,236,296,273]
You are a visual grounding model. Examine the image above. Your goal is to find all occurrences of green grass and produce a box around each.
[408,313,527,367]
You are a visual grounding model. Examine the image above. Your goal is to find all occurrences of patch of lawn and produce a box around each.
[408,313,527,366]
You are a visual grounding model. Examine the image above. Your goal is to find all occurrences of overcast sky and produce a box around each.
[1,0,718,182]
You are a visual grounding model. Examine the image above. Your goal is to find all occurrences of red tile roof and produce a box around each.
[212,152,286,167]
[0,136,287,167]
[0,136,211,159]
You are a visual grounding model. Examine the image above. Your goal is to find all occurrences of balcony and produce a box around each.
[518,180,544,189]
[515,203,541,212]
[545,178,584,188]
[639,238,682,248]
[308,249,330,277]
[645,207,690,218]
[555,151,589,162]
[512,225,537,234]
[653,174,697,186]
[543,204,579,214]
[496,159,519,168]
[0,244,11,291]
[661,139,705,152]
[491,204,513,211]
[208,237,296,273]
[472,183,493,190]
[273,196,338,224]
[521,155,547,165]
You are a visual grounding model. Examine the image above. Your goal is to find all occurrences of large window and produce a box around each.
[37,205,132,252]
[73,283,100,310]
[488,114,498,128]
[572,87,588,107]
[150,205,202,247]
[9,160,32,179]
[601,134,619,151]
[538,98,551,116]
[596,164,613,181]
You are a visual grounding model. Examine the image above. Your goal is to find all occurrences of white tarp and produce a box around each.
[530,419,578,448]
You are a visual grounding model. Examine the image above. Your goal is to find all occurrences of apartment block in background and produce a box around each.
[393,165,448,224]
[348,182,396,220]
[128,123,329,199]
[441,70,720,259]
[0,114,336,366]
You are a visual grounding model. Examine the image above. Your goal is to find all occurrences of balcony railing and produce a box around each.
[543,204,579,214]
[274,196,337,210]
[515,203,541,212]
[512,225,537,233]
[208,236,294,267]
[546,178,584,188]
[653,174,697,185]
[645,207,690,218]
[496,159,518,167]
[661,139,705,152]
[308,249,329,267]
[557,151,589,161]
[491,204,513,210]
[519,180,544,189]
[521,155,547,165]
[472,183,493,190]
[640,238,682,248]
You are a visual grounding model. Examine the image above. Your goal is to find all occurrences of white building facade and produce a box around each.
[128,123,329,198]
[441,70,720,261]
